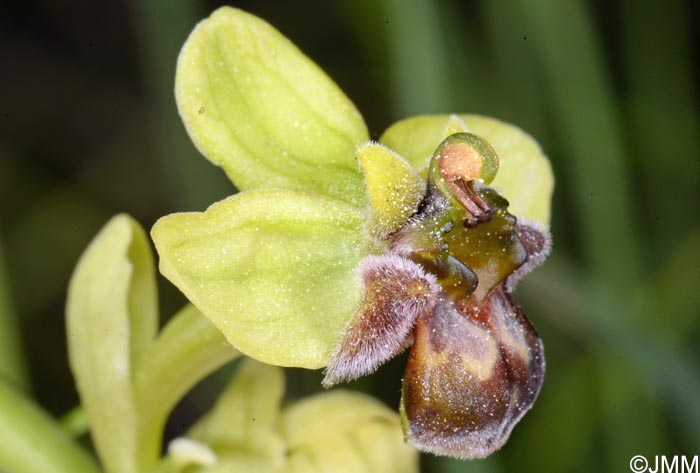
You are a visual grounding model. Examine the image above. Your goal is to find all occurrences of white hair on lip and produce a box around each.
[505,219,552,292]
[323,254,439,387]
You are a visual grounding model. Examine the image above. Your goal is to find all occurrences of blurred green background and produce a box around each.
[1,0,698,471]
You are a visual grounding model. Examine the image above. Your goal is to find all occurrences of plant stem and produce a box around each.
[134,305,240,471]
[0,378,100,473]
[0,238,30,391]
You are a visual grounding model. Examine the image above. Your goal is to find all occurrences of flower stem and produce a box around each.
[0,378,100,473]
[134,304,240,471]
[0,239,30,391]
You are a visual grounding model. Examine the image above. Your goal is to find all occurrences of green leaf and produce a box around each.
[280,390,418,473]
[0,379,100,473]
[380,114,554,224]
[357,142,425,237]
[152,189,371,368]
[66,214,158,473]
[176,6,369,207]
[59,406,89,438]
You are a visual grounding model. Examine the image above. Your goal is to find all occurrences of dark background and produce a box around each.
[1,1,698,472]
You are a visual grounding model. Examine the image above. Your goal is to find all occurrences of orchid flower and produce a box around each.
[152,7,553,459]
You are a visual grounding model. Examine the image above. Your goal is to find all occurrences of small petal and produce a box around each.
[66,215,157,473]
[401,288,544,459]
[184,359,286,470]
[323,254,438,387]
[358,142,425,237]
[200,359,284,446]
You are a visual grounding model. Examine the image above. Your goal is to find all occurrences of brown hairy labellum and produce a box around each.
[325,132,551,459]
[402,288,544,459]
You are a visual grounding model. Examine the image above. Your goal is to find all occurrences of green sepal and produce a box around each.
[380,114,554,224]
[151,189,372,368]
[357,142,425,237]
[176,7,369,207]
[66,214,158,473]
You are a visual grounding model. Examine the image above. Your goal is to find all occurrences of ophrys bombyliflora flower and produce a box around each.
[152,7,553,459]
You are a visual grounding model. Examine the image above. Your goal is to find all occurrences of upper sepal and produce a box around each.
[176,7,369,207]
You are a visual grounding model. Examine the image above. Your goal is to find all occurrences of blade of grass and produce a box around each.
[595,354,669,461]
[522,261,700,445]
[381,0,452,117]
[479,0,549,143]
[0,237,30,391]
[646,228,700,343]
[133,0,231,211]
[516,0,643,291]
[435,1,497,117]
[508,355,598,472]
[0,379,99,473]
[621,0,700,252]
